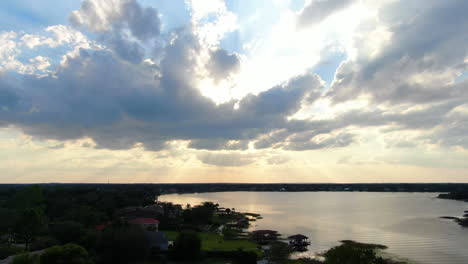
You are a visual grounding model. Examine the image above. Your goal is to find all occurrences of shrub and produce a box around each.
[11,253,39,264]
[323,241,387,264]
[0,244,24,259]
[30,236,59,251]
[39,243,92,264]
[206,249,257,264]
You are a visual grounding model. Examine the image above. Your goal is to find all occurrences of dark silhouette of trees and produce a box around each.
[174,231,201,260]
[50,221,86,244]
[182,202,217,225]
[13,208,46,250]
[266,242,290,263]
[0,207,17,240]
[96,224,149,264]
[323,241,388,264]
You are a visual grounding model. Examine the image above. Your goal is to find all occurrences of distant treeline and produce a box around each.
[1,183,468,195]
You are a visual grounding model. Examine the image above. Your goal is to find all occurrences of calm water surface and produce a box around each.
[159,192,468,264]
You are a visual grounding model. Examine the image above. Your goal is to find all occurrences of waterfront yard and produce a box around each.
[163,231,260,253]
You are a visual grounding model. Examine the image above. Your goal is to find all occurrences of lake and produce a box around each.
[159,192,468,264]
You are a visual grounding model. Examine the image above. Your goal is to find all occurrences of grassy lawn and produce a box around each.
[162,230,179,241]
[162,231,260,254]
[199,232,259,253]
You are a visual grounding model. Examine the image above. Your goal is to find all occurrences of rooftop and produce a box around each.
[130,218,160,224]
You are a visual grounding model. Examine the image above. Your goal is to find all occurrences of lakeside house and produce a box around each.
[251,230,280,244]
[95,222,110,231]
[95,217,169,252]
[146,231,169,252]
[130,218,160,231]
[130,218,169,252]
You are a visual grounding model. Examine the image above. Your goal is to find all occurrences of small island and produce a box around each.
[437,191,468,202]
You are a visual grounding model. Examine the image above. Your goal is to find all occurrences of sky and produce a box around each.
[0,0,467,183]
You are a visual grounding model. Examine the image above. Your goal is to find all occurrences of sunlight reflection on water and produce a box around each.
[160,192,468,264]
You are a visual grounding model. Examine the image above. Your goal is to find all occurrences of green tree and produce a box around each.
[266,242,290,263]
[174,231,201,260]
[96,224,149,264]
[191,204,215,225]
[64,206,103,227]
[39,244,92,264]
[13,208,46,250]
[97,196,117,218]
[0,208,17,240]
[50,221,86,244]
[9,185,44,209]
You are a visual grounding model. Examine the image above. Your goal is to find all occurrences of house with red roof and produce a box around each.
[95,222,110,231]
[130,218,160,231]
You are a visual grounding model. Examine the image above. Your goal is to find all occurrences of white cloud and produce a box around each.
[2,0,468,175]
[70,0,124,33]
[197,151,257,167]
[0,32,22,73]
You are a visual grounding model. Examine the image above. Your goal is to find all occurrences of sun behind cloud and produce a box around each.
[0,0,467,183]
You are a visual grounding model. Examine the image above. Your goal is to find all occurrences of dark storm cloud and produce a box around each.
[298,0,355,27]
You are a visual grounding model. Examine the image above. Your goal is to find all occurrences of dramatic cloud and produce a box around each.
[329,0,468,104]
[206,48,241,81]
[298,0,356,27]
[70,0,161,41]
[197,152,256,167]
[0,0,323,153]
[1,0,468,175]
[70,0,161,64]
